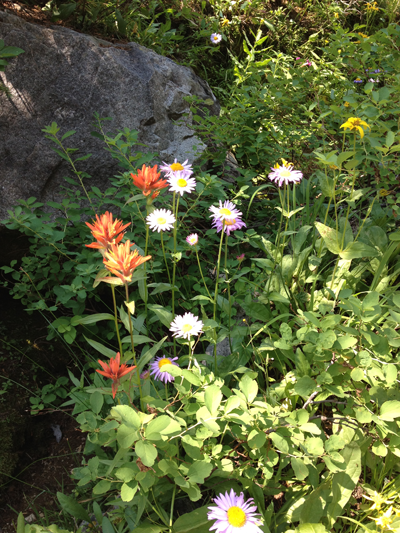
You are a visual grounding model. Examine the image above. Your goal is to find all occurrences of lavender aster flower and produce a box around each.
[149,356,179,383]
[159,158,193,177]
[209,200,242,223]
[354,78,363,83]
[208,489,263,533]
[212,216,246,236]
[268,164,303,187]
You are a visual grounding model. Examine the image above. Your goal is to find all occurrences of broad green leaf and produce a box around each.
[205,385,223,415]
[326,443,361,527]
[187,461,213,483]
[294,376,317,397]
[90,391,104,414]
[17,513,25,533]
[380,400,400,421]
[111,405,141,429]
[291,457,309,480]
[315,222,341,254]
[350,368,364,381]
[57,492,90,521]
[248,429,267,449]
[339,241,379,260]
[239,375,258,403]
[93,479,111,494]
[148,304,173,328]
[135,439,157,466]
[121,480,138,502]
[71,313,114,326]
[174,505,210,533]
[295,524,329,533]
[304,437,324,456]
[145,415,181,440]
[137,337,167,372]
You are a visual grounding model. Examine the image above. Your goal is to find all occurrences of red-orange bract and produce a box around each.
[85,211,130,253]
[103,240,151,283]
[131,164,168,197]
[96,352,136,398]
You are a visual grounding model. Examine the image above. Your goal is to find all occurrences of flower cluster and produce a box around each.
[365,1,379,11]
[85,211,130,254]
[131,164,168,199]
[159,159,197,196]
[103,240,151,283]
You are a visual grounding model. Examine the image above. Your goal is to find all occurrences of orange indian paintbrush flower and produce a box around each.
[96,352,136,398]
[85,211,130,254]
[103,240,151,283]
[130,164,168,198]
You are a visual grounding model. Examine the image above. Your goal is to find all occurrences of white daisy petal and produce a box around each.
[168,171,197,196]
[169,312,203,340]
[146,208,176,233]
[207,490,263,533]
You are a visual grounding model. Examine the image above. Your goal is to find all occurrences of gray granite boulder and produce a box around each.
[0,9,219,221]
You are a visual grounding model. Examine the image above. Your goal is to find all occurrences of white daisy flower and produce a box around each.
[146,208,176,233]
[168,171,197,196]
[186,233,199,246]
[170,312,203,340]
[211,33,222,44]
[209,200,242,222]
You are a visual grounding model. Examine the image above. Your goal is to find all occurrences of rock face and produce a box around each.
[0,10,219,221]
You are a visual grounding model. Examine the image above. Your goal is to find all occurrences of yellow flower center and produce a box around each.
[182,324,193,333]
[220,208,232,216]
[157,217,167,225]
[227,506,246,528]
[177,178,187,187]
[170,163,184,171]
[158,357,172,368]
[214,36,219,40]
[225,219,236,226]
[351,119,362,126]
[189,237,196,243]
[280,169,292,178]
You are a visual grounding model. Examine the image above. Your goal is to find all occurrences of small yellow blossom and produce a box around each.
[325,39,329,44]
[365,1,380,11]
[338,49,342,54]
[358,32,368,38]
[334,12,339,18]
[370,506,394,530]
[274,158,293,169]
[344,101,350,107]
[363,491,395,511]
[380,189,391,197]
[221,18,229,27]
[340,117,370,138]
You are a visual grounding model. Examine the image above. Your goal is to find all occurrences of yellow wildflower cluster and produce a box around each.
[365,1,379,11]
[358,32,368,38]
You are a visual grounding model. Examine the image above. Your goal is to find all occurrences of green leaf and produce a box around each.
[0,46,25,58]
[339,241,379,260]
[111,405,141,429]
[239,375,258,403]
[174,506,210,533]
[148,304,173,328]
[145,415,181,440]
[71,313,114,326]
[294,376,317,397]
[205,385,223,416]
[295,525,329,533]
[291,457,309,480]
[326,443,361,527]
[90,391,104,414]
[84,336,116,358]
[138,337,167,372]
[57,492,90,521]
[304,437,324,456]
[93,479,111,494]
[248,429,267,449]
[17,513,25,533]
[315,222,341,254]
[380,400,400,421]
[121,480,138,502]
[135,440,157,466]
[187,461,213,483]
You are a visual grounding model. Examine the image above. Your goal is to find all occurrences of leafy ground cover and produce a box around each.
[2,1,400,533]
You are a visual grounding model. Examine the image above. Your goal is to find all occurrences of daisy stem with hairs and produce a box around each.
[160,231,172,285]
[213,222,226,371]
[224,232,232,351]
[144,209,150,327]
[172,193,179,358]
[188,339,193,369]
[194,245,212,299]
[111,285,123,357]
[124,283,143,409]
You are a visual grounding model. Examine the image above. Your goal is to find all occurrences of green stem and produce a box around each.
[213,223,226,372]
[224,231,232,351]
[188,339,193,369]
[111,285,123,357]
[195,245,212,299]
[160,231,172,285]
[172,193,179,358]
[124,283,143,409]
[144,211,150,329]
[169,485,177,530]
[340,133,357,252]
